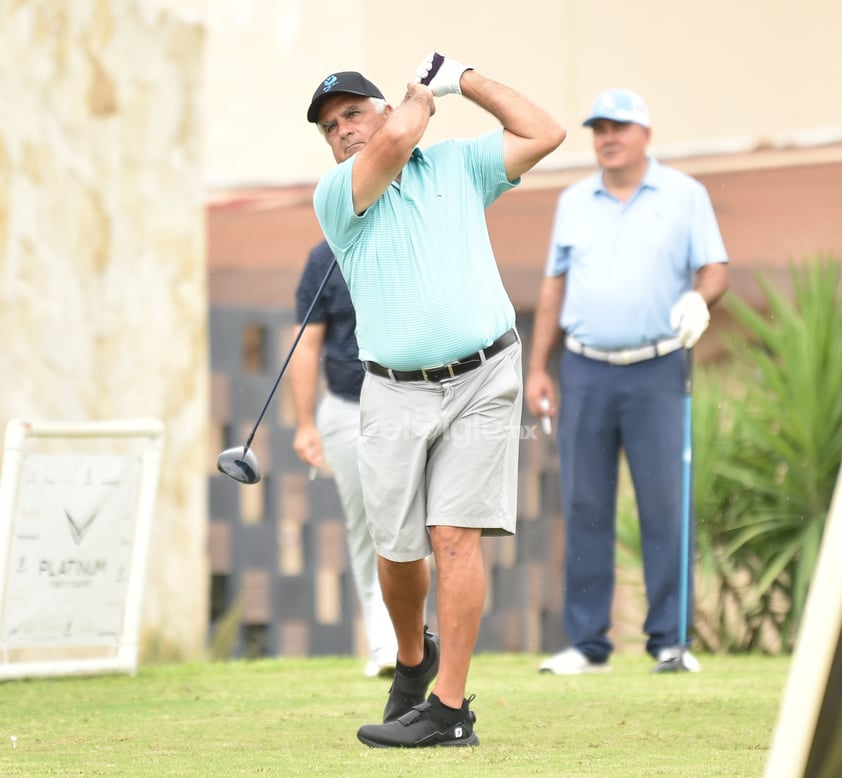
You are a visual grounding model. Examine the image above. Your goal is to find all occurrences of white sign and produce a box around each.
[4,454,141,647]
[0,418,164,679]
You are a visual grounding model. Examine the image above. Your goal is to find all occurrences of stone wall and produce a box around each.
[0,1,208,660]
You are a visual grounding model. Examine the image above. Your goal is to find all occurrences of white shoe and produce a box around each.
[655,647,701,673]
[539,647,611,675]
[363,659,396,679]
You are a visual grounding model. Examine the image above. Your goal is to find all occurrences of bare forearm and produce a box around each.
[459,70,565,178]
[288,334,324,426]
[383,84,435,152]
[695,262,729,307]
[525,275,565,417]
[354,84,434,213]
[528,276,565,372]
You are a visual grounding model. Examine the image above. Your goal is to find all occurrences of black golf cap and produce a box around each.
[307,71,385,123]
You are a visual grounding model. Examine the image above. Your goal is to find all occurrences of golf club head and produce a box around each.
[216,446,261,484]
[652,647,697,674]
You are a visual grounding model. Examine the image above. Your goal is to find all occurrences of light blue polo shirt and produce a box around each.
[545,157,728,350]
[313,129,517,370]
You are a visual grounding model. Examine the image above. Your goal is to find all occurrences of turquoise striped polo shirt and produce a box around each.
[314,128,517,370]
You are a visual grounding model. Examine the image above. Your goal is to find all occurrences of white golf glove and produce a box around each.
[670,291,710,348]
[414,52,472,97]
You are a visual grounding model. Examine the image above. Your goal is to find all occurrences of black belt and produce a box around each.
[363,328,519,383]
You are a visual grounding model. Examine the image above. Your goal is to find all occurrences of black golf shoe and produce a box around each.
[359,695,479,748]
[382,627,440,723]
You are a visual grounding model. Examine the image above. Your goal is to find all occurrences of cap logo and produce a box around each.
[598,94,616,110]
[322,75,338,94]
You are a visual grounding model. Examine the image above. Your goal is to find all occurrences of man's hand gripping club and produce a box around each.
[670,291,710,348]
[415,52,472,96]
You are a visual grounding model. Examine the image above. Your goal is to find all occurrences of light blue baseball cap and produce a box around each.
[583,88,650,128]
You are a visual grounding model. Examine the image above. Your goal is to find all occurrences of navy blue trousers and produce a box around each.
[558,349,693,661]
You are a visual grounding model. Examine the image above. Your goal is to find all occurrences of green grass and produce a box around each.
[0,652,788,777]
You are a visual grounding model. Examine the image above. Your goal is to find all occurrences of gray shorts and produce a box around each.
[358,341,522,562]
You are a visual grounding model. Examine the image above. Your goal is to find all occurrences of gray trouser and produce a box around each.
[358,341,522,561]
[317,391,397,665]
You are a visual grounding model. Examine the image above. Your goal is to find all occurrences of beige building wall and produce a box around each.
[0,2,208,659]
[202,0,842,187]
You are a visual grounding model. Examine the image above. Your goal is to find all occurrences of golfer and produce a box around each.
[307,53,565,747]
[526,88,729,676]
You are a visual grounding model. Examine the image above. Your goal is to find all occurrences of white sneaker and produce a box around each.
[363,659,396,679]
[655,647,701,673]
[539,647,611,675]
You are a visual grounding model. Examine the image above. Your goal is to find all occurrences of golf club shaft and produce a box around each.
[678,348,693,647]
[242,257,339,453]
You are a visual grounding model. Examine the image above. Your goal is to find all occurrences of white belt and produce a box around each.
[565,335,683,365]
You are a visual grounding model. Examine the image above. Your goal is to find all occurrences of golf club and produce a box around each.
[217,257,339,484]
[654,348,696,672]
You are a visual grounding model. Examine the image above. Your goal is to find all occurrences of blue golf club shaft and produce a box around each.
[678,349,693,647]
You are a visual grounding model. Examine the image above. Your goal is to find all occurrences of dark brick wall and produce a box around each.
[208,305,565,658]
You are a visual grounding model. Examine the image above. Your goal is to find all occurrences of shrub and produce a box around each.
[693,255,842,652]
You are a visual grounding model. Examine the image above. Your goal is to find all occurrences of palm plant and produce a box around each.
[693,255,842,652]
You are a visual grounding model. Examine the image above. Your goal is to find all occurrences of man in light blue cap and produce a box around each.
[527,88,729,675]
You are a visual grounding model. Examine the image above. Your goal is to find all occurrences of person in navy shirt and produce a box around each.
[289,240,397,680]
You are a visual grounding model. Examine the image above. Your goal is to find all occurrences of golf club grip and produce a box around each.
[420,53,444,86]
[685,348,693,395]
